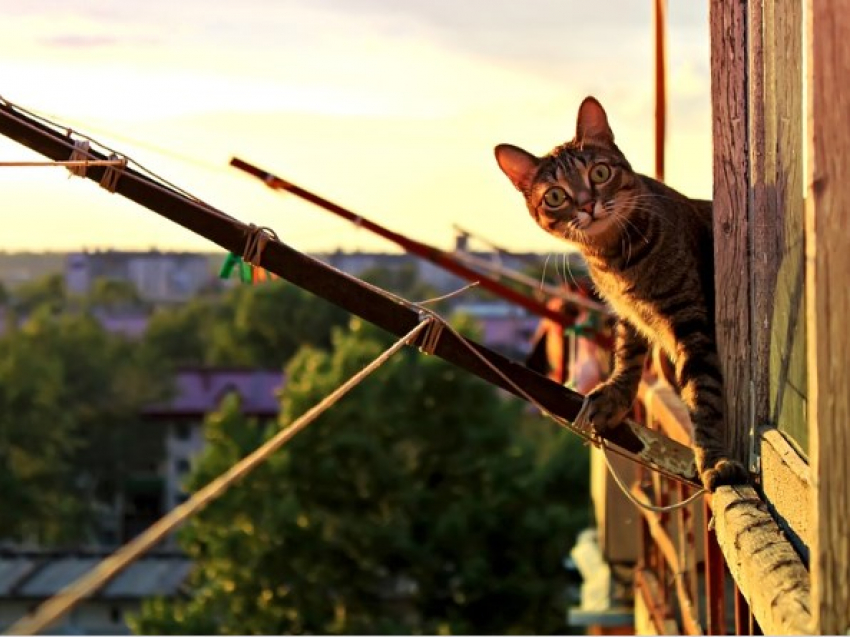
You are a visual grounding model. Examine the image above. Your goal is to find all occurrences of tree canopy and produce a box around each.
[131,319,589,635]
[143,280,349,369]
[0,275,348,544]
[0,308,167,543]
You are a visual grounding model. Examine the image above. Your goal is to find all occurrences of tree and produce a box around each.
[143,281,350,369]
[10,273,66,314]
[206,281,350,367]
[132,319,589,635]
[85,278,148,311]
[0,320,84,543]
[0,308,169,544]
[143,297,229,368]
[359,263,439,303]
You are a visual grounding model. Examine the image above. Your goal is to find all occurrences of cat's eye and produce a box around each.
[590,163,612,184]
[543,187,569,208]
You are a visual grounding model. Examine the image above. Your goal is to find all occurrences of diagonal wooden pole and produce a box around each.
[0,99,700,487]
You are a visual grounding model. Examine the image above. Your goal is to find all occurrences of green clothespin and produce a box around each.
[219,253,254,284]
[219,253,241,279]
[565,310,601,338]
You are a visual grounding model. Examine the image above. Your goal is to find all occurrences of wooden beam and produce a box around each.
[638,380,692,446]
[807,0,850,631]
[710,0,751,466]
[752,0,808,452]
[0,99,702,487]
[711,485,812,634]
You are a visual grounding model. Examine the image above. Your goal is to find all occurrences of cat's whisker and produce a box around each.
[620,192,688,206]
[617,203,676,231]
[565,252,580,289]
[616,211,651,244]
[602,198,652,247]
[541,253,553,292]
[611,214,634,264]
[555,250,565,288]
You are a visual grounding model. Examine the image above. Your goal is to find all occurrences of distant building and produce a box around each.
[317,248,541,295]
[90,309,150,338]
[142,367,284,516]
[66,251,213,305]
[0,549,190,635]
[451,302,539,359]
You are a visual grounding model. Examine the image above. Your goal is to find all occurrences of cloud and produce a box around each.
[40,34,124,49]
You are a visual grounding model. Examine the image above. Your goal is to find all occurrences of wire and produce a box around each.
[601,441,704,512]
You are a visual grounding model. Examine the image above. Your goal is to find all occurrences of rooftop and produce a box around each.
[144,367,284,419]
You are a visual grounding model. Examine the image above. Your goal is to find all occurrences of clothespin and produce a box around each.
[251,267,278,284]
[219,253,254,284]
[565,319,594,338]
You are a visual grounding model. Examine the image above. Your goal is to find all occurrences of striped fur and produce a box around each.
[495,96,747,491]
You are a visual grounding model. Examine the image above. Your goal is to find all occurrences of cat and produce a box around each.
[494,96,748,491]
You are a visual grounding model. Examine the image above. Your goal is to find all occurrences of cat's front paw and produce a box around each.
[700,458,749,492]
[574,384,632,435]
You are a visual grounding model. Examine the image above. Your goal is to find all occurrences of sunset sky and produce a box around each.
[0,1,711,255]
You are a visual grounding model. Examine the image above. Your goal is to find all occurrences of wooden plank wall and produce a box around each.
[807,0,850,632]
[715,0,808,467]
[762,0,807,452]
[747,0,810,558]
[712,0,849,630]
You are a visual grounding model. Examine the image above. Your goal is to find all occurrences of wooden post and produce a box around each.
[703,497,727,636]
[710,0,751,466]
[807,0,850,632]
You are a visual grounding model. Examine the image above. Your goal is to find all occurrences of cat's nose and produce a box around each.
[577,199,595,215]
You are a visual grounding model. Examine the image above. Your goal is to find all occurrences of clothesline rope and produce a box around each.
[6,320,432,636]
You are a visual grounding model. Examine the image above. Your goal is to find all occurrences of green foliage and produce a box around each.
[0,309,168,543]
[1,273,350,545]
[85,278,147,311]
[10,273,67,314]
[206,282,350,367]
[132,319,589,635]
[143,298,228,367]
[359,263,439,302]
[143,280,349,369]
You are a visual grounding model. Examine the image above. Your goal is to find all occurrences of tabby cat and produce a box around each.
[494,97,747,491]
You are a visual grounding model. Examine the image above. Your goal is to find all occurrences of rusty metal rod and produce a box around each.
[229,156,587,327]
[654,0,668,181]
[632,484,704,635]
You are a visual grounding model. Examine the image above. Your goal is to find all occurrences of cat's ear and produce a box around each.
[494,144,540,193]
[575,96,614,145]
